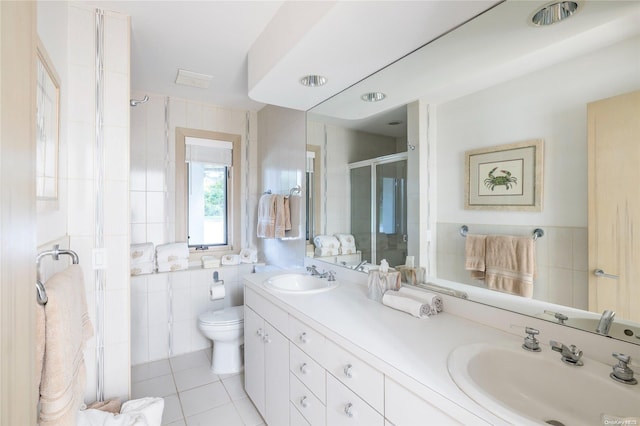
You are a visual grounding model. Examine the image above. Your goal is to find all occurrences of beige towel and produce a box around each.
[38,264,93,426]
[283,197,292,231]
[485,235,536,298]
[274,195,287,238]
[257,194,276,238]
[465,234,487,280]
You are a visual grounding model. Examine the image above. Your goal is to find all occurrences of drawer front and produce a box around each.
[290,373,326,426]
[326,374,384,426]
[288,316,326,362]
[290,403,311,426]
[290,344,326,403]
[324,339,384,413]
[245,286,288,331]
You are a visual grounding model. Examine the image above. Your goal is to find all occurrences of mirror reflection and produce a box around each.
[306,0,640,344]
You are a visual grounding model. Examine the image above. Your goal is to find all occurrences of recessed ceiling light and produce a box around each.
[361,92,386,102]
[300,75,327,87]
[531,1,578,26]
[175,69,212,89]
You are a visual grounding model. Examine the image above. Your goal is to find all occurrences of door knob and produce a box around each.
[594,269,619,279]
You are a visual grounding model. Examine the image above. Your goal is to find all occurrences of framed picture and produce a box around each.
[465,139,543,211]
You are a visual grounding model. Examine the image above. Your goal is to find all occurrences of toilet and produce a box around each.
[197,305,244,374]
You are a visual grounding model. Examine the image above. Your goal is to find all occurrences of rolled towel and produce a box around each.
[130,243,154,264]
[334,233,356,249]
[339,245,357,255]
[313,235,340,249]
[314,247,339,257]
[130,261,155,276]
[239,248,257,263]
[221,254,241,265]
[382,291,433,318]
[157,258,189,273]
[155,242,189,263]
[398,286,443,313]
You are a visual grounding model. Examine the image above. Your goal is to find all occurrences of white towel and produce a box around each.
[77,397,165,426]
[239,248,258,263]
[313,235,340,249]
[155,242,189,263]
[334,233,356,247]
[157,258,189,273]
[314,247,339,257]
[339,246,357,255]
[130,243,154,264]
[397,286,443,313]
[221,254,241,265]
[130,261,155,276]
[382,291,433,318]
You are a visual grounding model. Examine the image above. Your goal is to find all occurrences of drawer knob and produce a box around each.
[344,364,353,378]
[300,396,309,408]
[300,363,310,374]
[344,402,354,417]
[256,328,264,337]
[263,334,271,343]
[299,332,308,343]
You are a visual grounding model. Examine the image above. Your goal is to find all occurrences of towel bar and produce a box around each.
[459,225,544,241]
[35,244,80,305]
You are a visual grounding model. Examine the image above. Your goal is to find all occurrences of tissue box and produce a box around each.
[366,271,401,302]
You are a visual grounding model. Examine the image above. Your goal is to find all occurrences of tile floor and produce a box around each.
[131,349,265,426]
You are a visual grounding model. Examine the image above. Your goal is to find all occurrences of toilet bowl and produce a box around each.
[198,305,244,374]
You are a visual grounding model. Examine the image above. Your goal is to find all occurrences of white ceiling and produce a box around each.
[90,0,500,112]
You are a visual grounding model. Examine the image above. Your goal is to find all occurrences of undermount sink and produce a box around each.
[264,273,338,294]
[448,342,640,426]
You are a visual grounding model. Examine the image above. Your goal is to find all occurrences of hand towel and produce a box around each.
[155,242,189,263]
[283,196,292,231]
[465,234,487,280]
[382,291,433,318]
[397,286,443,313]
[257,194,276,238]
[38,265,93,426]
[130,242,154,264]
[274,194,287,238]
[284,195,301,239]
[156,258,189,273]
[485,235,536,298]
[130,261,155,276]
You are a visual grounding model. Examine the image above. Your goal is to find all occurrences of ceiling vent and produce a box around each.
[175,69,213,89]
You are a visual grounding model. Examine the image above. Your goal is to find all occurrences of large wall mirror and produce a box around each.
[36,39,60,203]
[306,0,640,344]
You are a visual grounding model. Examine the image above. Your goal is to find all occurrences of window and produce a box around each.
[176,128,241,251]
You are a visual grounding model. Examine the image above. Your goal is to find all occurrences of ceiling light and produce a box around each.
[361,92,386,102]
[175,69,213,89]
[531,1,578,26]
[300,75,327,87]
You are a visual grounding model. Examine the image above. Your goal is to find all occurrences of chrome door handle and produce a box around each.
[594,269,619,279]
[344,402,354,417]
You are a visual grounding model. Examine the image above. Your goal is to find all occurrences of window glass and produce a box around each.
[188,163,228,247]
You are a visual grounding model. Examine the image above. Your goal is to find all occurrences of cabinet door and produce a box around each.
[244,306,265,416]
[264,322,289,426]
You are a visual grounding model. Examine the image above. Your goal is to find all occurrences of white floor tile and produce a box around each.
[132,359,171,383]
[185,402,243,426]
[179,381,230,418]
[132,374,177,399]
[233,397,264,426]
[221,374,247,401]
[170,350,210,373]
[174,364,220,392]
[161,394,183,425]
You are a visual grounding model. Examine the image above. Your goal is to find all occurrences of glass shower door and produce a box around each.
[375,160,407,266]
[350,165,372,264]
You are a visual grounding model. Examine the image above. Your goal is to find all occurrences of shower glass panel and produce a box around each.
[376,160,407,267]
[350,165,372,264]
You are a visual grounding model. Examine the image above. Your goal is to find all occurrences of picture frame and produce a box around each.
[464,139,543,211]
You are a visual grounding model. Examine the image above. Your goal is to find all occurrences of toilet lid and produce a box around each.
[199,305,244,325]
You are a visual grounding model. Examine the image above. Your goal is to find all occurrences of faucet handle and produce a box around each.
[522,327,541,352]
[327,270,336,282]
[611,353,637,385]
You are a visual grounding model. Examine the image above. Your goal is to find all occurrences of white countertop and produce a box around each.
[243,270,518,425]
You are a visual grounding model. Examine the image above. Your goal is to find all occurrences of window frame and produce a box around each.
[176,127,241,253]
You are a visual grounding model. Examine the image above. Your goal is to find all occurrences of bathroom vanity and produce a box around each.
[244,269,640,425]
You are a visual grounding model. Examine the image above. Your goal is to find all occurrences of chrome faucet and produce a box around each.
[550,340,584,366]
[610,353,637,385]
[596,310,615,335]
[306,265,322,276]
[306,265,335,281]
[354,260,368,271]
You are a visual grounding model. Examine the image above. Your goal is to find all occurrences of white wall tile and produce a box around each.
[104,125,129,181]
[105,289,129,345]
[131,224,146,244]
[172,287,192,321]
[148,289,169,326]
[67,121,94,180]
[172,320,193,356]
[105,180,129,236]
[146,191,165,224]
[67,179,95,236]
[105,235,130,290]
[186,102,203,129]
[148,324,170,361]
[104,71,130,127]
[67,64,95,123]
[104,13,129,74]
[146,157,165,192]
[131,326,149,366]
[68,5,95,66]
[104,341,130,400]
[130,191,146,224]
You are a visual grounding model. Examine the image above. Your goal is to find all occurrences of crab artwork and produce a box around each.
[484,167,518,190]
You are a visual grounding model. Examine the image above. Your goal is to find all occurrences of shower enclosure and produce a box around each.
[349,153,408,266]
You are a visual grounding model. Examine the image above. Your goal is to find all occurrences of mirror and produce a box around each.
[36,39,60,202]
[306,0,640,344]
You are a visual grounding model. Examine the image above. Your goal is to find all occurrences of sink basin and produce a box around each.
[264,273,338,294]
[448,342,640,426]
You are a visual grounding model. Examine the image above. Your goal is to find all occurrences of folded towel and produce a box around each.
[397,286,443,313]
[77,397,164,426]
[257,194,276,238]
[313,235,340,249]
[382,291,434,318]
[130,243,154,264]
[367,270,402,302]
[156,258,189,273]
[339,244,357,255]
[38,265,93,426]
[239,248,258,263]
[155,242,189,263]
[334,233,356,246]
[485,235,536,298]
[221,254,241,265]
[465,234,487,280]
[130,261,155,276]
[315,247,339,257]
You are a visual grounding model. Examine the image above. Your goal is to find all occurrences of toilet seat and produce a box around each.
[198,305,244,326]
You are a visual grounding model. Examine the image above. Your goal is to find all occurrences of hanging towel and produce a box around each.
[257,194,276,238]
[155,242,189,263]
[274,194,287,238]
[485,235,536,298]
[283,197,292,231]
[465,234,487,280]
[284,195,302,239]
[38,265,93,426]
[381,291,434,318]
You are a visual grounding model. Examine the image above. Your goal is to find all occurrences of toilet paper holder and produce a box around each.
[213,271,224,286]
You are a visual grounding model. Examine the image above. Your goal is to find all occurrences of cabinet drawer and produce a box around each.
[324,339,384,413]
[245,286,288,331]
[288,316,325,362]
[290,344,326,402]
[290,373,326,426]
[290,403,311,426]
[326,374,384,426]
